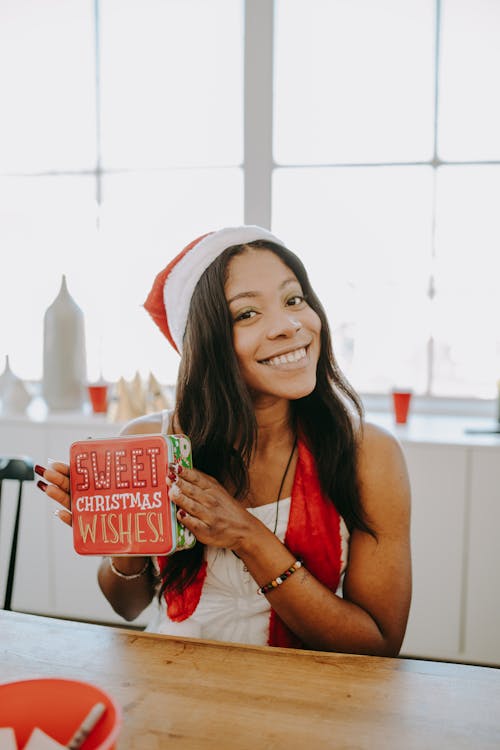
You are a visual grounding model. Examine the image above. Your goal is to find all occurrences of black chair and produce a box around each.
[0,456,34,611]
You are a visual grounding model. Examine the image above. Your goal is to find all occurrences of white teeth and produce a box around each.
[262,347,307,366]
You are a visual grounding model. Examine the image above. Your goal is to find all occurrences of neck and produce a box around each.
[253,397,295,456]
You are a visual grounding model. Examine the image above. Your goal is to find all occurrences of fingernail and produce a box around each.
[178,509,186,519]
[168,462,183,475]
[168,471,177,482]
[37,480,48,492]
[34,464,47,477]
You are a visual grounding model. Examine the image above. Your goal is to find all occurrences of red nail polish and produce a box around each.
[179,509,186,519]
[177,465,183,475]
[34,464,47,477]
[168,471,177,481]
[37,480,48,492]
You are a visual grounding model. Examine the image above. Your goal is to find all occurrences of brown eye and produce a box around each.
[234,309,257,322]
[286,295,305,306]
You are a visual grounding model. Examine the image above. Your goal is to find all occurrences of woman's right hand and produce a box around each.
[35,461,72,526]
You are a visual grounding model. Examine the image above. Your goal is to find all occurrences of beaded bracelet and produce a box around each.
[257,559,303,596]
[108,557,150,580]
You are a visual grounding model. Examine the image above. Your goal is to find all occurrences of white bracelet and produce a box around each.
[108,557,150,580]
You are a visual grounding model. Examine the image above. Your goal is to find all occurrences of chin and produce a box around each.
[246,367,318,402]
[276,376,317,401]
[288,384,316,400]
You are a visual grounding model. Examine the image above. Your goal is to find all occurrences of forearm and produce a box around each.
[234,528,396,655]
[97,556,157,622]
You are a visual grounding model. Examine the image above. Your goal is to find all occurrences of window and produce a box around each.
[273,0,500,398]
[1,0,499,400]
[0,0,243,384]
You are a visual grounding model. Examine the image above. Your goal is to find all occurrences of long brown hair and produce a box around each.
[160,240,371,596]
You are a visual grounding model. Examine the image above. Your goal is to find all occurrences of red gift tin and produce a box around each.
[70,433,194,556]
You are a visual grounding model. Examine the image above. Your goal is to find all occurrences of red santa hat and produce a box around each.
[144,225,287,353]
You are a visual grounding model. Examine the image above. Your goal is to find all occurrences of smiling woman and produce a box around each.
[39,225,411,655]
[226,249,321,401]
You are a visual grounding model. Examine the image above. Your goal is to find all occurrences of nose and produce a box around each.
[267,311,302,339]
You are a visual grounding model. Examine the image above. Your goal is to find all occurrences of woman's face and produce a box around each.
[225,248,321,403]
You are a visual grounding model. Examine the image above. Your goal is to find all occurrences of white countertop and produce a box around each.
[2,401,500,448]
[367,411,500,448]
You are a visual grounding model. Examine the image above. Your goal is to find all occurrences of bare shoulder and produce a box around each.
[357,421,405,467]
[356,421,411,530]
[120,411,165,436]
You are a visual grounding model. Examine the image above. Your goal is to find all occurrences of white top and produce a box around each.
[146,497,350,646]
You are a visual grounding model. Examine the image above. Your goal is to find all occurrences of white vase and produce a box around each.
[0,355,32,415]
[42,275,87,411]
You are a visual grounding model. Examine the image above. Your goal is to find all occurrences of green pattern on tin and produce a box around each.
[166,434,196,551]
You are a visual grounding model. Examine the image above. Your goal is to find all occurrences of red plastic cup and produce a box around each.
[0,678,121,750]
[88,384,108,414]
[392,390,412,424]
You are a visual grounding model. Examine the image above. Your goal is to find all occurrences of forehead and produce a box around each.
[224,248,299,298]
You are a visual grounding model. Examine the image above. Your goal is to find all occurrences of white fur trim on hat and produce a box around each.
[164,225,286,352]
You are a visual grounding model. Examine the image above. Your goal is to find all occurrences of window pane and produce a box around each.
[0,171,242,385]
[432,166,500,397]
[100,0,243,168]
[0,176,97,380]
[272,166,433,393]
[0,1,96,172]
[274,0,435,165]
[439,0,500,161]
[96,169,243,383]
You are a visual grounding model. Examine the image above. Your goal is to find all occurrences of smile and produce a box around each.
[259,346,308,367]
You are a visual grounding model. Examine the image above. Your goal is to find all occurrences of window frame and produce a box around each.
[246,0,499,415]
[1,0,498,417]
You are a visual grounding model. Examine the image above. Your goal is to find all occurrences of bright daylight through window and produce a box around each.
[1,0,499,401]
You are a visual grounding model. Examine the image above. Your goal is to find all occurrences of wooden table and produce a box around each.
[1,611,500,749]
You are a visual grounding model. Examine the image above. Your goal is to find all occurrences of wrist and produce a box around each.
[231,516,278,560]
[108,556,150,578]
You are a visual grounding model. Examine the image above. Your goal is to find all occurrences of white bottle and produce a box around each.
[0,355,32,414]
[42,275,87,411]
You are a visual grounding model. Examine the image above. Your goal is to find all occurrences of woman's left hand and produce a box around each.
[167,467,256,551]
